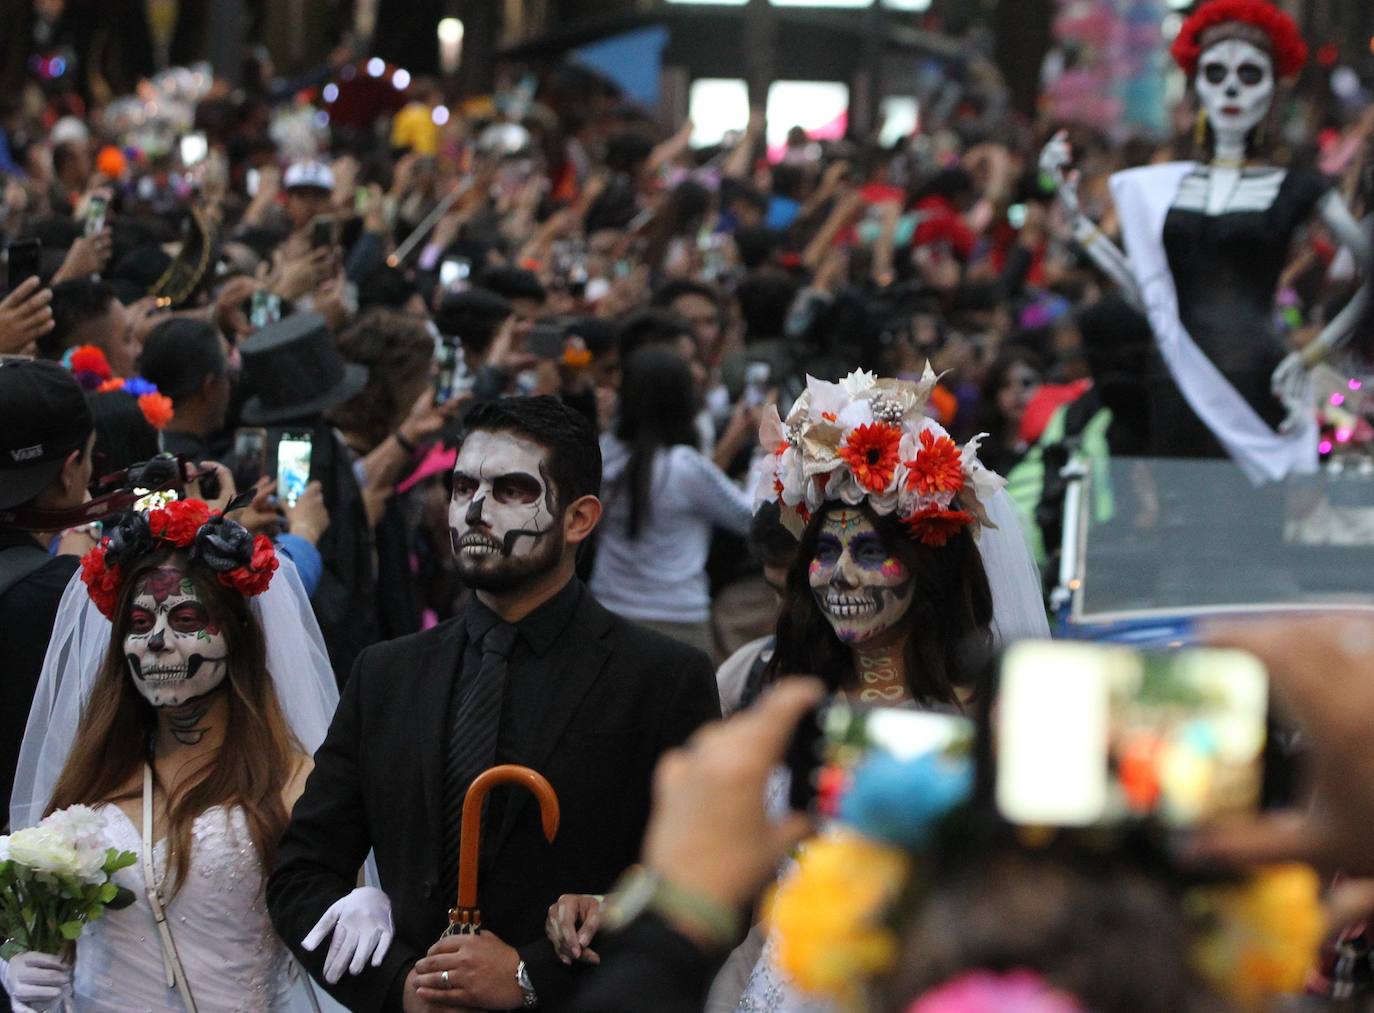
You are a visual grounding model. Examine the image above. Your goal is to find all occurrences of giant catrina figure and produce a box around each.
[1042,0,1371,482]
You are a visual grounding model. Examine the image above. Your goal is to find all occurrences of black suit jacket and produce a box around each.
[267,586,720,1011]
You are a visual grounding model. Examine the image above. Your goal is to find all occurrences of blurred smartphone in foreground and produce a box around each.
[995,641,1268,829]
[275,431,313,508]
[785,701,973,815]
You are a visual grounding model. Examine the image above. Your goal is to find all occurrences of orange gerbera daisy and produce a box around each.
[838,423,902,494]
[905,429,964,496]
[902,505,975,547]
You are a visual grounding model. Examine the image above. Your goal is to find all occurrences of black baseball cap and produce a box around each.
[0,358,94,510]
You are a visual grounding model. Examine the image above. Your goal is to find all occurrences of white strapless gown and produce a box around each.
[72,803,306,1012]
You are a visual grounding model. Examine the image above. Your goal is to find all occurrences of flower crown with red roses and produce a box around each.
[754,368,1004,547]
[1170,0,1307,79]
[79,499,279,619]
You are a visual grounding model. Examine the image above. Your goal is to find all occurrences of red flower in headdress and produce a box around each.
[902,505,975,547]
[904,429,965,497]
[79,543,122,619]
[97,378,126,393]
[137,392,175,430]
[148,499,213,547]
[69,346,111,381]
[1170,0,1307,79]
[838,423,902,494]
[219,534,278,597]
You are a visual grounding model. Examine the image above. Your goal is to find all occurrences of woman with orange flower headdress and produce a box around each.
[1041,0,1370,482]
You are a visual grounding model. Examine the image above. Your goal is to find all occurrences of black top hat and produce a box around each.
[238,313,369,425]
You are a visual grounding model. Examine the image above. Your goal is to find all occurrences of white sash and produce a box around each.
[1109,162,1317,483]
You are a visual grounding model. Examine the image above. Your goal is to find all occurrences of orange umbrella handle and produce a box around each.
[447,764,560,934]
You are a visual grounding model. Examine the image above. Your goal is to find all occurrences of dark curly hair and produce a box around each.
[327,309,436,450]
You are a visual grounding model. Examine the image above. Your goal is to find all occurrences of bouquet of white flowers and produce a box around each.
[0,806,136,960]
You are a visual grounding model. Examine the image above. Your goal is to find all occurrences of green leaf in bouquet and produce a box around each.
[105,850,137,874]
[85,903,104,921]
[0,939,24,961]
[58,921,83,941]
[98,882,119,904]
[107,886,136,912]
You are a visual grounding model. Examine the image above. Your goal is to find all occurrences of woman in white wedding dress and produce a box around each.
[4,501,339,1012]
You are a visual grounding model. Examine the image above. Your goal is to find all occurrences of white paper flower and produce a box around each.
[757,403,786,453]
[840,368,878,398]
[805,375,849,424]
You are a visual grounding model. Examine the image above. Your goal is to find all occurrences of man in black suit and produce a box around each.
[267,396,720,1012]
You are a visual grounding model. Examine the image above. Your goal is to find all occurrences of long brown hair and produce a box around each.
[762,502,994,706]
[47,547,299,893]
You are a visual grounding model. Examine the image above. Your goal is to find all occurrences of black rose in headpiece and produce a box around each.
[190,515,255,572]
[101,512,154,568]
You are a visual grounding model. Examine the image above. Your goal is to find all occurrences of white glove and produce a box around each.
[0,951,74,1012]
[1038,129,1080,215]
[302,886,394,985]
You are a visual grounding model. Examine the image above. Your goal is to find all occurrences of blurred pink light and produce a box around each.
[1331,393,1346,406]
[1336,427,1354,443]
[1319,440,1334,454]
[1350,378,1363,391]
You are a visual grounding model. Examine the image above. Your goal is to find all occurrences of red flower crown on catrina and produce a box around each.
[1170,0,1308,79]
[79,499,279,619]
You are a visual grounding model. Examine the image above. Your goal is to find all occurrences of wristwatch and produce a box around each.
[515,959,538,1008]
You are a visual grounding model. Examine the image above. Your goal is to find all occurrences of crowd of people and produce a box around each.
[1,0,1373,1009]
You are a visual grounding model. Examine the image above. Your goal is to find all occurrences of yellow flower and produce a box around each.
[1188,864,1325,1010]
[766,831,911,1006]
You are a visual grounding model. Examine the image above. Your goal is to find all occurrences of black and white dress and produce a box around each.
[1150,165,1329,457]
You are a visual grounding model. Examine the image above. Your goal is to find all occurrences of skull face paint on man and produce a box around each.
[123,566,229,707]
[449,429,563,591]
[1195,39,1274,155]
[809,509,914,645]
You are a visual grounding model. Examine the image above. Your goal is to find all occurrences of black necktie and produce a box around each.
[443,620,518,881]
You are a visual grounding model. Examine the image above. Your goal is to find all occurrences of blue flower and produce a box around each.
[123,377,158,397]
[838,751,973,848]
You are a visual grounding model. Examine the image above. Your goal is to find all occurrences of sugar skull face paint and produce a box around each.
[123,566,229,707]
[449,429,563,591]
[809,509,914,645]
[1196,39,1273,152]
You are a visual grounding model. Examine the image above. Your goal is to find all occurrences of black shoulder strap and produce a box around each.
[0,544,52,600]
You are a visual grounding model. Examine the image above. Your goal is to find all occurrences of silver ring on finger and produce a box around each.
[442,969,451,989]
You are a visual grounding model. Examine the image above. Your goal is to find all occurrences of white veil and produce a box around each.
[977,487,1052,644]
[10,554,339,830]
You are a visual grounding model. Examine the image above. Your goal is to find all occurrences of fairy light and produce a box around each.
[1319,440,1333,454]
[432,105,451,126]
[1331,393,1346,406]
[392,69,411,90]
[1349,378,1363,391]
[1336,427,1353,443]
[323,83,339,103]
[367,57,386,78]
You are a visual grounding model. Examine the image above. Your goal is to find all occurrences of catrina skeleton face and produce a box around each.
[449,429,563,590]
[1196,39,1274,150]
[809,509,914,645]
[123,566,229,707]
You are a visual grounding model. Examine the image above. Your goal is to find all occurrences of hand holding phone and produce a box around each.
[311,216,336,250]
